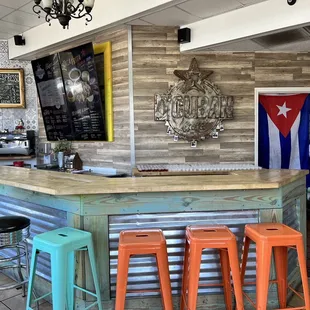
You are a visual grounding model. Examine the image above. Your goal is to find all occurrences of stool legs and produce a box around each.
[274,246,288,308]
[87,242,103,310]
[256,243,272,310]
[180,239,190,310]
[219,249,233,310]
[67,251,75,310]
[115,249,130,310]
[187,243,202,310]
[156,249,174,310]
[227,242,244,310]
[240,236,250,285]
[51,250,67,310]
[296,240,310,309]
[26,246,38,309]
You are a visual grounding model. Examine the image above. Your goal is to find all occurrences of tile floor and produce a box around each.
[0,271,308,310]
[0,273,51,310]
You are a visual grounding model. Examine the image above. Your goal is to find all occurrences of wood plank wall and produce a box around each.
[38,26,131,172]
[132,26,310,165]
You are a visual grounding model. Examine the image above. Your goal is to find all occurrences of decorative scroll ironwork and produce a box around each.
[155,58,234,146]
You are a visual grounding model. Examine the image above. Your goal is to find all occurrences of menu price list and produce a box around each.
[0,73,21,104]
[59,43,106,141]
[32,43,106,141]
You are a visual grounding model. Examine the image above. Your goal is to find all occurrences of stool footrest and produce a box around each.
[0,280,27,291]
[32,292,52,303]
[74,285,98,298]
[85,301,99,310]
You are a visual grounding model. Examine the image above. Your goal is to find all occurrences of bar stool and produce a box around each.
[240,223,310,309]
[0,216,30,297]
[115,229,173,310]
[26,227,102,310]
[180,225,244,310]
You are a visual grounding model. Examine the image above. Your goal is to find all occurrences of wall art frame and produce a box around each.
[0,68,25,108]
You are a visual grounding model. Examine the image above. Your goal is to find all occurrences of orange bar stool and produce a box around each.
[240,223,310,310]
[180,225,244,310]
[115,229,173,310]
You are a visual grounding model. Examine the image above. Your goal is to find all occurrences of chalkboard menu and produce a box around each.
[32,43,106,141]
[0,69,25,108]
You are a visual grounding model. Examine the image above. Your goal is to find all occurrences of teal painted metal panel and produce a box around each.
[0,185,82,215]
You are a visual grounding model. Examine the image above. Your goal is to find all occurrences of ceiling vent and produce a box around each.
[253,27,310,48]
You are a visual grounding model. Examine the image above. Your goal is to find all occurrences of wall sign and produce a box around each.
[155,58,234,146]
[0,69,25,108]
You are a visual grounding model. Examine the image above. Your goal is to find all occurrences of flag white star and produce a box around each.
[277,102,292,118]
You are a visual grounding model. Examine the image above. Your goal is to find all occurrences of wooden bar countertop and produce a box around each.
[0,166,307,196]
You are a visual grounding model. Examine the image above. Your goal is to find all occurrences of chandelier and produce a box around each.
[33,0,95,29]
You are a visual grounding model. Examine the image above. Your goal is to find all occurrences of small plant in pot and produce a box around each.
[53,140,72,169]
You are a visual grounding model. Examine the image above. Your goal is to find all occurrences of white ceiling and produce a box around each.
[1,0,309,52]
[0,0,44,39]
[128,0,267,26]
[0,0,268,40]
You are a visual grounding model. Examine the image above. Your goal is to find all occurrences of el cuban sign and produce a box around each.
[155,58,234,147]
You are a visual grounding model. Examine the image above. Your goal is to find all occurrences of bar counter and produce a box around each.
[0,167,307,308]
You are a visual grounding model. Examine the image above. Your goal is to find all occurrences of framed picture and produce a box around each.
[0,69,25,108]
[93,41,114,141]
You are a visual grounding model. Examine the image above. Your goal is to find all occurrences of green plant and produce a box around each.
[53,140,72,154]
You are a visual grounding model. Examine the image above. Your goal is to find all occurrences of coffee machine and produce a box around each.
[0,130,35,155]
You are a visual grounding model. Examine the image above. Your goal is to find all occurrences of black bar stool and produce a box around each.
[0,216,30,296]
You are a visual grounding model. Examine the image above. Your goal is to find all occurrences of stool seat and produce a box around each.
[119,229,166,248]
[186,225,235,243]
[33,227,91,248]
[245,223,302,242]
[0,216,30,233]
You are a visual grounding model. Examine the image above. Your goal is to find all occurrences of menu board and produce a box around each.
[0,69,24,108]
[59,43,106,140]
[32,55,73,141]
[32,43,106,141]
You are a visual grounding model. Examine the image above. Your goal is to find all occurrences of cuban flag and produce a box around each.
[258,94,310,180]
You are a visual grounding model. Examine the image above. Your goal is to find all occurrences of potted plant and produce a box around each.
[53,140,72,169]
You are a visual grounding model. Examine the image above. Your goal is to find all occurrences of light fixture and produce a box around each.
[33,0,95,29]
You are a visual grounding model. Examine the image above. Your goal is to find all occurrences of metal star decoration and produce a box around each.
[173,58,213,93]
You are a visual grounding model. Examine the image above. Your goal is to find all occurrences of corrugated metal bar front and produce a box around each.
[283,199,299,280]
[109,210,259,298]
[0,195,67,280]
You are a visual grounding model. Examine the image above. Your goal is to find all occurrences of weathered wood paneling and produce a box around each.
[38,26,131,173]
[132,26,310,165]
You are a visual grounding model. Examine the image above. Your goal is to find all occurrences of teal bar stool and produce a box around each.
[26,227,102,310]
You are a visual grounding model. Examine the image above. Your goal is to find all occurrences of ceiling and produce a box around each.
[0,0,45,40]
[127,0,267,26]
[1,0,309,52]
[0,0,267,40]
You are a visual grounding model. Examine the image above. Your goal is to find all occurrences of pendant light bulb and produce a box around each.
[42,0,53,9]
[84,0,95,9]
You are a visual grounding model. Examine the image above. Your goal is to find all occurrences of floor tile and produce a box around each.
[0,303,9,310]
[0,287,21,302]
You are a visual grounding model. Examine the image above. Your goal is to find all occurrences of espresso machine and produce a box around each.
[0,130,35,156]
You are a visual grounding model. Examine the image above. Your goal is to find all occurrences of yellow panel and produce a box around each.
[93,41,114,142]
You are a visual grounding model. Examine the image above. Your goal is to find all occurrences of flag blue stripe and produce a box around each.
[298,95,310,171]
[258,103,270,168]
[280,131,291,169]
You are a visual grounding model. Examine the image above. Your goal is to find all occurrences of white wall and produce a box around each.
[9,0,184,60]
